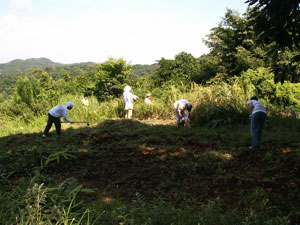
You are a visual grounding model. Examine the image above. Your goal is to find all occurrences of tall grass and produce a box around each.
[1,80,299,137]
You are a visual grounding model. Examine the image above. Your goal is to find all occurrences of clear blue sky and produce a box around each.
[0,0,248,64]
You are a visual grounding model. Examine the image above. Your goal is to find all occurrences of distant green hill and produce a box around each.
[0,57,62,74]
[0,58,158,77]
[131,64,159,78]
[0,58,159,99]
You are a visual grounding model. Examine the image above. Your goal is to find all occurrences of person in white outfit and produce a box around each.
[144,93,152,105]
[174,99,192,127]
[81,94,89,106]
[42,102,74,137]
[123,86,139,119]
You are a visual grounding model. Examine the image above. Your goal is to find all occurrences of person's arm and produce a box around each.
[248,103,254,117]
[132,93,139,100]
[178,110,183,118]
[62,110,74,123]
[177,103,185,117]
[184,112,189,120]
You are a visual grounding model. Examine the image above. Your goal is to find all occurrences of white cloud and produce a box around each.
[9,0,33,15]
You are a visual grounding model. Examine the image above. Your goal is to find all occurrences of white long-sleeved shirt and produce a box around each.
[174,99,190,120]
[49,105,73,123]
[123,91,138,110]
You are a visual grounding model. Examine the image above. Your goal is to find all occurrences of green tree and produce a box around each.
[240,67,276,103]
[154,52,199,85]
[94,58,132,101]
[193,54,219,84]
[172,52,199,83]
[247,0,300,49]
[205,9,266,78]
[153,58,175,86]
[14,77,34,107]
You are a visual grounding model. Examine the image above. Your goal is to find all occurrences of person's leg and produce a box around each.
[53,117,61,135]
[125,110,128,119]
[174,110,184,127]
[256,112,266,144]
[251,112,266,148]
[251,114,259,148]
[174,110,180,126]
[128,109,133,119]
[43,113,54,136]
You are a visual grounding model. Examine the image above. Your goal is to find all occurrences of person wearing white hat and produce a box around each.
[144,93,152,105]
[123,86,139,119]
[42,102,74,137]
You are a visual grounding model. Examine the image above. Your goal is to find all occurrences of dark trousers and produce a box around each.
[251,111,266,148]
[43,113,61,135]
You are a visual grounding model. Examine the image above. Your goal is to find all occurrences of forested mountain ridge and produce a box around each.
[0,57,62,74]
[0,57,159,77]
[0,57,159,98]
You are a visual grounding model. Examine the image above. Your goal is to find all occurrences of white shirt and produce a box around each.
[247,100,267,115]
[49,105,73,123]
[174,99,190,119]
[123,91,138,110]
[144,98,151,104]
[81,98,89,106]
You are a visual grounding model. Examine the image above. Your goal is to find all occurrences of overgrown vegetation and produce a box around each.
[0,2,299,224]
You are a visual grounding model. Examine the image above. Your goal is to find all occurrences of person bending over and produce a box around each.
[42,102,74,137]
[247,96,267,148]
[174,99,192,127]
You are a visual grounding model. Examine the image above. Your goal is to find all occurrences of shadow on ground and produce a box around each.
[0,119,299,222]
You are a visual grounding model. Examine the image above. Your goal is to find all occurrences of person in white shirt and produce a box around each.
[42,102,74,137]
[144,93,151,105]
[81,94,89,106]
[123,86,139,119]
[247,96,267,148]
[174,99,192,127]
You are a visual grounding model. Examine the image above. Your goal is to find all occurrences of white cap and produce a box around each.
[66,102,74,108]
[124,85,131,92]
[146,93,151,97]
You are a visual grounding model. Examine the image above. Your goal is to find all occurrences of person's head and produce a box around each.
[146,93,151,98]
[250,96,258,101]
[124,85,131,92]
[84,94,88,100]
[66,102,74,110]
[186,103,192,112]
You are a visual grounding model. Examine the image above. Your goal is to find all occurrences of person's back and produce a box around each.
[174,99,192,127]
[43,102,74,137]
[247,97,267,148]
[174,99,189,112]
[247,100,266,115]
[49,105,66,118]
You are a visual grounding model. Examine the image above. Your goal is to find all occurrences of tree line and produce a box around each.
[0,2,299,121]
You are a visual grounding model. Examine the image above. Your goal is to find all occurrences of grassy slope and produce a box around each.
[0,119,299,224]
